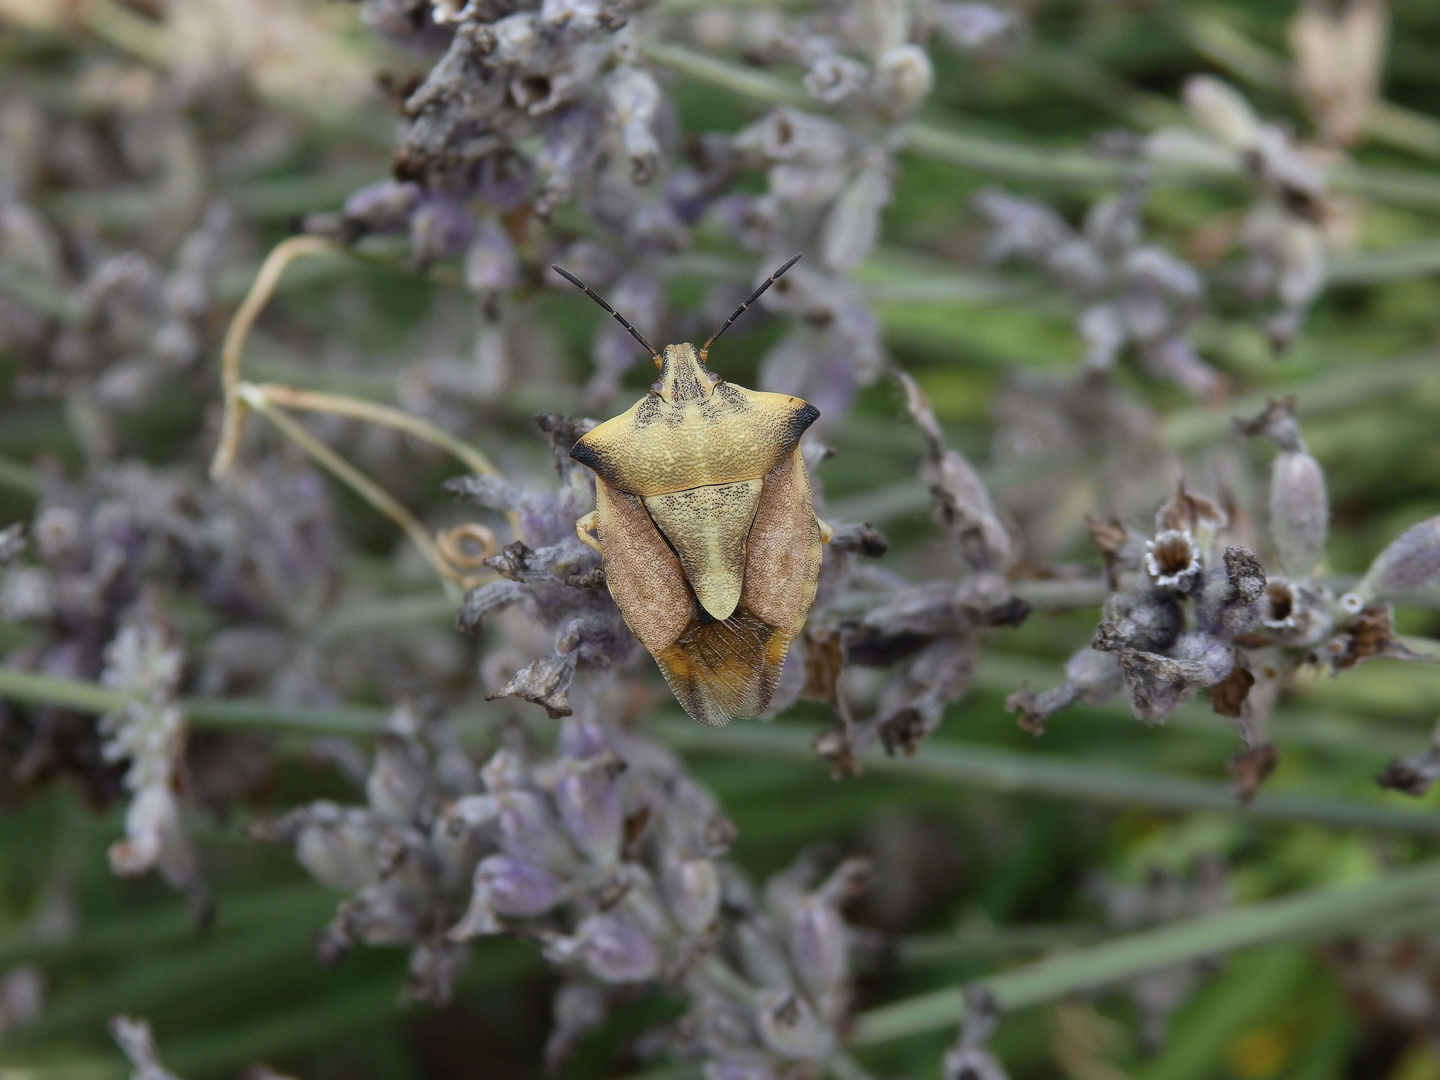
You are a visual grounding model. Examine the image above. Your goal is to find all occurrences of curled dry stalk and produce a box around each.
[211,236,510,595]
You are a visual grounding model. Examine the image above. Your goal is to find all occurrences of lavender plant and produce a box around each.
[1,0,1440,1077]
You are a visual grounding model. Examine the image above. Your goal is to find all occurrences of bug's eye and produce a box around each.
[706,371,721,384]
[650,380,663,394]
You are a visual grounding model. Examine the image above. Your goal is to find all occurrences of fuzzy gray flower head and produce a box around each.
[99,598,208,920]
[1012,479,1266,736]
[1353,515,1440,606]
[660,854,869,1075]
[253,707,485,1003]
[1237,398,1329,578]
[449,418,635,718]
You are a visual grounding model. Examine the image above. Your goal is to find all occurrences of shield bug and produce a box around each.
[554,254,833,727]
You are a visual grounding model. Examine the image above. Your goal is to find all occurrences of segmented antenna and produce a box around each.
[701,252,803,360]
[552,265,660,360]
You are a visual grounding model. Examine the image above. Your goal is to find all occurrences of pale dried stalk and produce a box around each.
[212,235,339,479]
[243,384,506,486]
[211,237,515,593]
[237,387,474,598]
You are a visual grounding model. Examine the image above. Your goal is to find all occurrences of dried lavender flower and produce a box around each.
[111,1016,182,1080]
[0,524,24,564]
[1377,718,1440,797]
[1144,530,1204,594]
[942,989,1009,1080]
[1155,77,1331,348]
[1238,398,1328,578]
[449,428,636,718]
[99,601,207,919]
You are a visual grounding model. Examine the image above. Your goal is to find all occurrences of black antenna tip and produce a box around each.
[701,252,806,357]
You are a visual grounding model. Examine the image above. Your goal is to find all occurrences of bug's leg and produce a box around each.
[818,518,835,545]
[575,511,602,553]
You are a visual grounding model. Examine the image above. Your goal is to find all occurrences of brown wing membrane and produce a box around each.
[741,448,823,634]
[656,610,783,727]
[654,449,824,727]
[595,478,692,656]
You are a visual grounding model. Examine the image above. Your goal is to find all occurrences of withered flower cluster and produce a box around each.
[323,0,697,410]
[449,415,632,718]
[257,706,872,1076]
[330,0,1020,427]
[0,457,339,907]
[1009,399,1439,800]
[810,371,1021,768]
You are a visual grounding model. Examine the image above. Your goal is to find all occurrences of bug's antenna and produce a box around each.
[701,252,803,360]
[552,265,660,360]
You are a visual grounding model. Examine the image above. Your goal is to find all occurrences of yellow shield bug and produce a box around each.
[555,254,833,727]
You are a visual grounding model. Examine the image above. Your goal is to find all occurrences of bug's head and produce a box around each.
[653,342,717,404]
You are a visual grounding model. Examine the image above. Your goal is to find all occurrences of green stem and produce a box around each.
[850,859,1440,1046]
[1007,578,1109,609]
[0,670,1431,831]
[901,119,1140,187]
[0,884,334,970]
[8,922,317,1045]
[897,922,1104,966]
[1162,351,1440,449]
[971,653,1426,760]
[653,717,1440,835]
[34,582,1402,761]
[0,265,82,322]
[0,668,126,714]
[641,41,808,107]
[314,593,460,642]
[0,454,41,496]
[1327,240,1440,285]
